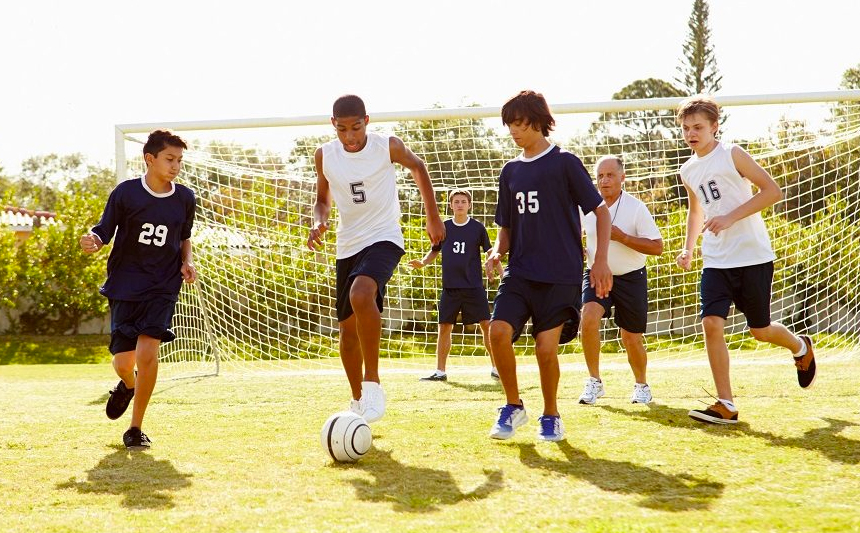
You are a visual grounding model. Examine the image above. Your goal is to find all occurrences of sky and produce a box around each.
[1,0,858,175]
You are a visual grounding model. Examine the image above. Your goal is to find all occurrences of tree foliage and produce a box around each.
[675,0,722,96]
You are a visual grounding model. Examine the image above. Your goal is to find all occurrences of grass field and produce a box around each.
[1,352,859,533]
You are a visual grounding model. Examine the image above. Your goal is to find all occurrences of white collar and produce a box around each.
[141,175,175,198]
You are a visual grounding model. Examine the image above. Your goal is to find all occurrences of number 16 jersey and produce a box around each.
[91,176,196,301]
[680,142,775,269]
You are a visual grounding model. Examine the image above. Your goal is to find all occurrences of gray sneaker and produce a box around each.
[578,377,605,405]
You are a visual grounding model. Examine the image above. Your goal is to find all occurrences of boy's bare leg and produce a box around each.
[489,320,519,404]
[130,335,160,430]
[113,351,136,389]
[534,325,563,416]
[350,275,381,383]
[338,315,362,400]
[436,322,454,372]
[478,319,494,368]
[702,316,732,401]
[748,321,804,353]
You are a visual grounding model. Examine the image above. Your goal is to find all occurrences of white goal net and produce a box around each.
[116,92,860,377]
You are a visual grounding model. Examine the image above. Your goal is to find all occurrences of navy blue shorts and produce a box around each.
[438,287,490,325]
[491,275,580,342]
[583,267,649,334]
[109,297,177,354]
[701,261,773,328]
[335,241,405,322]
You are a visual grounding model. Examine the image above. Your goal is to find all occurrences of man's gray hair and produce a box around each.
[595,154,625,174]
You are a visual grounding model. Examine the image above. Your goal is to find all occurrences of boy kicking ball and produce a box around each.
[675,96,816,425]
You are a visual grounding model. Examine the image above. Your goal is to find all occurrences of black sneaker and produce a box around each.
[794,335,817,389]
[123,427,152,450]
[419,372,447,382]
[106,380,135,420]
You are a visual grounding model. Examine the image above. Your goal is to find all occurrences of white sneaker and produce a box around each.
[631,383,653,404]
[578,377,605,405]
[360,381,386,423]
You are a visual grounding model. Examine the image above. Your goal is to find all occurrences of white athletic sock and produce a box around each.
[793,336,807,357]
[436,369,446,376]
[719,399,737,412]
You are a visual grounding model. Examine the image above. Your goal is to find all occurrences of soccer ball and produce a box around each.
[321,411,372,462]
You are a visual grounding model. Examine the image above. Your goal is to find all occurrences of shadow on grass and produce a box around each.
[599,404,860,465]
[56,445,192,508]
[338,448,503,513]
[512,441,724,511]
[444,380,516,394]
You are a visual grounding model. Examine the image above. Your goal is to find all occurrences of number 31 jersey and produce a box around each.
[91,176,196,301]
[680,142,774,268]
[322,132,404,259]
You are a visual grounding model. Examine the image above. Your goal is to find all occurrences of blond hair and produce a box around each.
[676,95,720,124]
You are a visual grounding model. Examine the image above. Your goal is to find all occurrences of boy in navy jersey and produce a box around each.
[485,90,613,441]
[80,130,197,450]
[307,95,445,423]
[675,96,816,425]
[409,188,496,381]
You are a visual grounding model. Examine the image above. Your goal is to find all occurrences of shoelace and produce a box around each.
[539,416,557,434]
[497,405,519,425]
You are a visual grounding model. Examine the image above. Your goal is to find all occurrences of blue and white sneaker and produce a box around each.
[489,402,528,440]
[537,415,565,442]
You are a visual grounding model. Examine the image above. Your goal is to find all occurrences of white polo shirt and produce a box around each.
[581,191,662,276]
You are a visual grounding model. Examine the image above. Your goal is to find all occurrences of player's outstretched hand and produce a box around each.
[484,252,503,283]
[307,222,328,251]
[79,233,102,254]
[426,215,445,246]
[408,259,425,269]
[590,260,613,299]
[182,262,198,283]
[676,250,692,271]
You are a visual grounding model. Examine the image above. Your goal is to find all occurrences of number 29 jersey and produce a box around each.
[495,145,603,284]
[91,176,196,301]
[680,142,774,269]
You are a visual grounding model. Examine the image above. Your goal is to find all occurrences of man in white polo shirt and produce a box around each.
[578,155,663,405]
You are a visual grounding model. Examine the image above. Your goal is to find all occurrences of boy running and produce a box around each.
[80,130,197,450]
[676,95,816,425]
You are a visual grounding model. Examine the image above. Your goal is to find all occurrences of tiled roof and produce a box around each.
[1,206,57,229]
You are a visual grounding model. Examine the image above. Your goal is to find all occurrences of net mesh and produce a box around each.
[119,97,860,377]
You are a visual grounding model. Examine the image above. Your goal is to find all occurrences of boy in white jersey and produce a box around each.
[578,155,663,406]
[410,188,496,382]
[675,96,816,425]
[307,95,445,423]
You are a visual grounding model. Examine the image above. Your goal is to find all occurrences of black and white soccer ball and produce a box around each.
[321,410,372,462]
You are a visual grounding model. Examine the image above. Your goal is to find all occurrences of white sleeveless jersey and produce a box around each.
[680,142,775,268]
[321,132,404,259]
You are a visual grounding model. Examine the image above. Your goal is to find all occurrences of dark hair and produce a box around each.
[501,90,555,136]
[332,95,366,118]
[143,130,187,157]
[676,95,720,124]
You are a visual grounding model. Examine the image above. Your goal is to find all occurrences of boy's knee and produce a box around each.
[489,321,512,345]
[749,326,771,342]
[701,315,724,334]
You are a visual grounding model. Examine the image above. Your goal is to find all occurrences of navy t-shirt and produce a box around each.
[91,176,196,302]
[494,145,602,284]
[431,218,491,289]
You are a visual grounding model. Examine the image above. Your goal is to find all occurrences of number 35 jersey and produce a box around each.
[322,133,404,259]
[680,142,774,269]
[91,176,196,301]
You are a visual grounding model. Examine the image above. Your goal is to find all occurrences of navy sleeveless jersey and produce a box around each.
[494,145,602,284]
[91,177,196,301]
[431,218,491,289]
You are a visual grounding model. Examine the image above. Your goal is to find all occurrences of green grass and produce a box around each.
[0,334,111,364]
[1,355,859,533]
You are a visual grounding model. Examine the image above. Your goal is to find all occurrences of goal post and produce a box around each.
[115,90,860,377]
